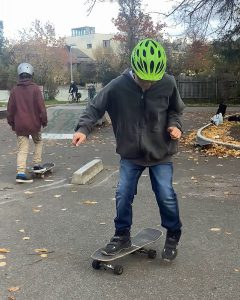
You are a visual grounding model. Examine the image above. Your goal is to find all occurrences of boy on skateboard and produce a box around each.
[72,39,185,261]
[7,63,48,183]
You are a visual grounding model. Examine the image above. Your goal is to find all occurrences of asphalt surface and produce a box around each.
[0,105,239,300]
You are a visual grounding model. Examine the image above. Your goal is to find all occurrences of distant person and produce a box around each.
[7,62,48,183]
[88,84,96,100]
[72,38,185,261]
[69,81,78,100]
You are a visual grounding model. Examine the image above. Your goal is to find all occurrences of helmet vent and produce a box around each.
[150,61,154,73]
[143,61,148,72]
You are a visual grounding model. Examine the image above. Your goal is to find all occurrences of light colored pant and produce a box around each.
[17,133,43,173]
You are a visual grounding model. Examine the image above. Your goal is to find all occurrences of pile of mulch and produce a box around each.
[229,124,240,141]
[181,120,240,158]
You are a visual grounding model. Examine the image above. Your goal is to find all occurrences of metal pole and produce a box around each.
[70,46,73,82]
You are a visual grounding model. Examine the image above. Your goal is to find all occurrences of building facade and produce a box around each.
[65,26,118,59]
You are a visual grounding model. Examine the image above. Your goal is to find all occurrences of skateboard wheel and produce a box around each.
[148,250,157,259]
[92,260,101,270]
[113,265,123,275]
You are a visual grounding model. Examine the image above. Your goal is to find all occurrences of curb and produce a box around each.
[196,117,240,149]
[71,159,103,185]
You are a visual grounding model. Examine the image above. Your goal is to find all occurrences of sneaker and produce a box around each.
[101,235,131,256]
[33,164,46,173]
[162,230,181,261]
[16,173,33,183]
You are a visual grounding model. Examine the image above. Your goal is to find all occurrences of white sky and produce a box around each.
[0,0,182,40]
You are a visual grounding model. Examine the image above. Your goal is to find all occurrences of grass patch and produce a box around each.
[44,99,68,106]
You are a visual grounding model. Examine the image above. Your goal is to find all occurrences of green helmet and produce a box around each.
[131,38,167,81]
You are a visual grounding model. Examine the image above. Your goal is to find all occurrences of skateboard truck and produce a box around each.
[92,260,124,275]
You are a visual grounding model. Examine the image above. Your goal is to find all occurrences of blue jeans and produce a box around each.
[114,159,182,234]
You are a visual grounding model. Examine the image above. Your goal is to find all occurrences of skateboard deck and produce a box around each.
[91,228,163,275]
[31,163,55,178]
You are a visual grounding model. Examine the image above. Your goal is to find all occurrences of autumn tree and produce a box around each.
[9,20,68,99]
[183,40,213,75]
[169,0,240,39]
[93,45,121,86]
[113,0,166,67]
[213,38,240,77]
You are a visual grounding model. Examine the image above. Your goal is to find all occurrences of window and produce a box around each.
[87,44,92,49]
[103,40,110,48]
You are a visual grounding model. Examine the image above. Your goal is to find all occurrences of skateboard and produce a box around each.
[31,163,55,178]
[91,228,163,275]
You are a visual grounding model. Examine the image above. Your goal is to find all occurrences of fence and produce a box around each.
[176,76,240,104]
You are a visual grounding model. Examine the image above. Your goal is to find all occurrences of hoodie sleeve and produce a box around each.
[35,87,48,127]
[75,87,108,135]
[167,77,185,131]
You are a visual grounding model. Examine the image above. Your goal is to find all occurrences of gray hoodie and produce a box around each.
[76,69,185,165]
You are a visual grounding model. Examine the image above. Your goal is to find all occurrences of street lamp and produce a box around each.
[68,44,76,82]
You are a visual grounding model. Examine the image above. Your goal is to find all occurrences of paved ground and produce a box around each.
[0,106,239,300]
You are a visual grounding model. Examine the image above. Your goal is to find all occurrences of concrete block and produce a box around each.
[71,159,103,185]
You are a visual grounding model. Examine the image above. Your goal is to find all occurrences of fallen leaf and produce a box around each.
[34,248,48,253]
[8,296,16,300]
[54,195,62,198]
[210,228,221,232]
[0,254,6,259]
[23,237,30,240]
[0,248,10,253]
[8,287,20,292]
[83,200,98,205]
[0,261,6,267]
[24,191,34,195]
[40,254,48,258]
[32,209,40,213]
[234,269,239,272]
[18,229,25,233]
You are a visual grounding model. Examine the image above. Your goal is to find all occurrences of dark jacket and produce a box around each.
[76,69,185,165]
[69,83,78,93]
[7,79,47,135]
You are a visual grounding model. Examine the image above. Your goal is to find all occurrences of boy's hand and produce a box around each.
[72,132,87,146]
[167,127,182,140]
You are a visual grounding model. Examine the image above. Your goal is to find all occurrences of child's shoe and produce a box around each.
[162,230,181,261]
[101,235,131,256]
[16,173,33,183]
